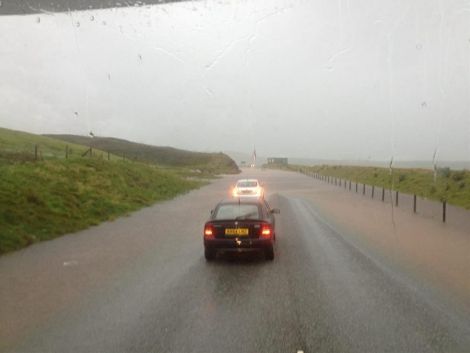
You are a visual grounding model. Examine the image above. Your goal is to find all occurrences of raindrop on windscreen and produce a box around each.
[90,15,95,21]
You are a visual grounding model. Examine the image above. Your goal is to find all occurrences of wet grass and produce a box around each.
[267,164,470,209]
[45,134,240,175]
[0,127,117,162]
[0,158,203,254]
[0,127,212,254]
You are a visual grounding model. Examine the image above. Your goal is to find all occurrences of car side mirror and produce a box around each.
[270,208,280,214]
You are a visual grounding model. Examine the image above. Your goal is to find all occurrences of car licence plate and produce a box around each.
[225,228,249,236]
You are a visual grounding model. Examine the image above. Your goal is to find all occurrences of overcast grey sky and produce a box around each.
[1,0,469,161]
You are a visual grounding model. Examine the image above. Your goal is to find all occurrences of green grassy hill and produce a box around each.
[0,128,209,254]
[45,134,240,175]
[0,127,118,163]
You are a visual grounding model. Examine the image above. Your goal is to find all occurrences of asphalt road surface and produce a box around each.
[1,169,470,353]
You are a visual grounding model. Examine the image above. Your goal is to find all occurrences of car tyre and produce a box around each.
[265,246,274,261]
[205,248,216,261]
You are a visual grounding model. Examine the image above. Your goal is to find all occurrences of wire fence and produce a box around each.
[299,169,470,229]
[3,144,130,162]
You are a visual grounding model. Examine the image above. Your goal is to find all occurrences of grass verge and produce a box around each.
[0,158,203,254]
[265,164,470,209]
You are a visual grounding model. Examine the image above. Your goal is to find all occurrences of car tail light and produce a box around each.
[260,225,272,238]
[204,224,215,238]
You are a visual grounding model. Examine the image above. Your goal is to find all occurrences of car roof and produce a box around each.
[235,179,259,183]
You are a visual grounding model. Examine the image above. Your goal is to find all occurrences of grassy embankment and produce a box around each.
[45,134,239,177]
[266,163,470,209]
[0,128,238,254]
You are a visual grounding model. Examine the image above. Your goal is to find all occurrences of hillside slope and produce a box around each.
[0,127,115,162]
[46,134,240,175]
[0,128,206,254]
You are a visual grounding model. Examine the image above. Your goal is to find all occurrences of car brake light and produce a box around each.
[260,225,272,238]
[204,225,214,238]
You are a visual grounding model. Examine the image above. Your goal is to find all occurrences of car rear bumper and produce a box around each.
[204,238,273,251]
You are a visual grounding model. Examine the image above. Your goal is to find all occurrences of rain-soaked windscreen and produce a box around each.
[1,0,470,352]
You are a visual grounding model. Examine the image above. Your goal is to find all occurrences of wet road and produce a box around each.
[2,169,470,353]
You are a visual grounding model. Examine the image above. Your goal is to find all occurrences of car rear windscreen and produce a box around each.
[237,181,258,187]
[214,204,260,220]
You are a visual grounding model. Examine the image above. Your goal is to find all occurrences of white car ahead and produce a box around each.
[232,179,264,198]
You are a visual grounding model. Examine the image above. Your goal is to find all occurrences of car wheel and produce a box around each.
[205,248,216,261]
[265,246,274,261]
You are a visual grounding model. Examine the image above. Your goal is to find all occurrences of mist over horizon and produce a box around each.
[1,0,469,162]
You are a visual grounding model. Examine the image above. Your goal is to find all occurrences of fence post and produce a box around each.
[356,182,358,193]
[395,191,399,207]
[371,185,375,198]
[442,201,447,223]
[34,144,38,160]
[382,188,385,202]
[349,180,351,190]
[65,145,69,159]
[413,195,417,213]
[363,184,366,195]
